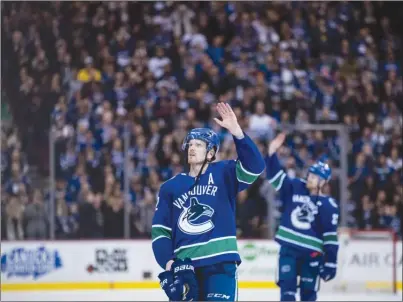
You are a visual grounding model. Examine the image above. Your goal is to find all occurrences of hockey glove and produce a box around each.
[158,258,199,301]
[171,258,199,301]
[158,270,188,301]
[320,262,337,282]
[158,270,181,301]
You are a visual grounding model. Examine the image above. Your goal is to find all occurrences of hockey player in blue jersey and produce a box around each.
[152,102,265,301]
[266,132,339,301]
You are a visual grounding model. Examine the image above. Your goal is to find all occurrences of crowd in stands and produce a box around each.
[1,1,402,241]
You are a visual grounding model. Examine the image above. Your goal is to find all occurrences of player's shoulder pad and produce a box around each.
[292,177,306,188]
[159,173,183,192]
[323,196,339,209]
[298,178,307,184]
[210,159,234,171]
[216,159,234,166]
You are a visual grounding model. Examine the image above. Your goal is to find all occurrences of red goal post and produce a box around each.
[321,228,399,294]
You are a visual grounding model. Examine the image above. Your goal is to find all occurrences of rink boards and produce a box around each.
[1,239,401,292]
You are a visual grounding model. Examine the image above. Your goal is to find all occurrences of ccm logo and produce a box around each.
[207,293,231,299]
[160,278,168,287]
[174,264,194,273]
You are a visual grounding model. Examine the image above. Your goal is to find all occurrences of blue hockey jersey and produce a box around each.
[266,153,339,263]
[152,134,265,269]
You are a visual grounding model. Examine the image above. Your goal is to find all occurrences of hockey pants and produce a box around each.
[276,246,321,301]
[195,262,238,301]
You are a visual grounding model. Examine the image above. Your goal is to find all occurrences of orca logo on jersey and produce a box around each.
[178,197,215,235]
[290,199,318,230]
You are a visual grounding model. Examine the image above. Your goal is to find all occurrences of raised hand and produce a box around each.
[268,132,287,156]
[214,102,244,138]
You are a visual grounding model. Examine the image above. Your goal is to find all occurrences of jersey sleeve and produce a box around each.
[320,197,340,264]
[151,183,175,270]
[225,133,266,195]
[265,153,294,193]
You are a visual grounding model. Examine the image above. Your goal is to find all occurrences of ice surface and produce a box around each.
[2,289,402,301]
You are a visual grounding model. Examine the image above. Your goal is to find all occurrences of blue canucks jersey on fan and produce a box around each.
[266,154,339,263]
[152,134,265,269]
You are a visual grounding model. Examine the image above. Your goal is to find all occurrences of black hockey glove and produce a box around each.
[158,258,199,301]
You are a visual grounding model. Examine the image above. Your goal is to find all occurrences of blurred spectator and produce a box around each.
[5,196,25,240]
[1,199,7,240]
[248,100,277,140]
[77,56,102,83]
[55,198,78,239]
[103,190,124,238]
[77,192,104,239]
[23,190,48,240]
[132,188,156,238]
[358,194,379,230]
[236,178,267,239]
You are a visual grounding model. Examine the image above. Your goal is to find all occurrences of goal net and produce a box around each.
[321,229,399,294]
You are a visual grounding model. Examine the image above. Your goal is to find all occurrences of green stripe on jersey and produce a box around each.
[151,225,172,241]
[236,161,261,184]
[323,233,338,243]
[276,226,323,252]
[269,170,286,191]
[175,237,238,260]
